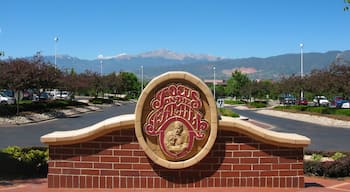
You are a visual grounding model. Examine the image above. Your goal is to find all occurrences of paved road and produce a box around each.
[231,107,350,152]
[0,103,136,149]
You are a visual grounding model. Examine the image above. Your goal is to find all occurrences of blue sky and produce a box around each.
[0,0,349,60]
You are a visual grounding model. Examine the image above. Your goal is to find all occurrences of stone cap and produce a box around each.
[41,114,310,148]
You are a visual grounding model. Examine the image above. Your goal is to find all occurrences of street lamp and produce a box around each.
[141,65,144,92]
[213,66,216,101]
[300,43,304,98]
[54,36,59,68]
[97,54,103,76]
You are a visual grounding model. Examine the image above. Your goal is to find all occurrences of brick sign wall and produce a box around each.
[47,128,304,188]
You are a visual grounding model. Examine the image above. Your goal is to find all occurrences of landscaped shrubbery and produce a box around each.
[247,101,268,108]
[218,108,240,117]
[274,105,350,118]
[224,99,246,105]
[89,97,114,104]
[304,156,350,178]
[0,146,48,179]
[0,100,87,117]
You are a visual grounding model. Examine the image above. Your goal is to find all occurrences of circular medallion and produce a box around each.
[135,71,218,169]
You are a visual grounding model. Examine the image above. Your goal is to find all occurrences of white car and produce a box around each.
[0,92,16,104]
[313,96,330,106]
[341,102,350,109]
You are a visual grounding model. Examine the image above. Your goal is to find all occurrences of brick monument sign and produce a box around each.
[41,71,310,189]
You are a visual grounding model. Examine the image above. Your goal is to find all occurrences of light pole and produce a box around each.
[97,54,103,76]
[300,43,304,98]
[213,66,216,101]
[141,65,144,93]
[54,36,59,68]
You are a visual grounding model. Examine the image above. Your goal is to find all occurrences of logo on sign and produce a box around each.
[144,84,209,159]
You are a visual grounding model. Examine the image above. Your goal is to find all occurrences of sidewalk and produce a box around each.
[1,176,350,192]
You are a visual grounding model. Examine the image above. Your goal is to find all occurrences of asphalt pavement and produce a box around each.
[231,107,350,152]
[0,103,136,149]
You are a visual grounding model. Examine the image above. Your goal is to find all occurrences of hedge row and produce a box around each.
[304,156,350,178]
[0,146,48,179]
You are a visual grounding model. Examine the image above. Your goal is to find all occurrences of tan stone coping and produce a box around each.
[41,114,310,148]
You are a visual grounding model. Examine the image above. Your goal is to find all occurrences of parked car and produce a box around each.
[0,92,16,104]
[313,96,330,106]
[331,96,349,108]
[297,97,308,105]
[341,102,350,108]
[279,93,296,105]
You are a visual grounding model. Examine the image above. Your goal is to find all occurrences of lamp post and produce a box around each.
[97,54,103,76]
[54,36,59,68]
[300,43,304,98]
[141,65,144,93]
[213,66,216,101]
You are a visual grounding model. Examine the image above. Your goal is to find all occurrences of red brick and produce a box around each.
[140,171,158,177]
[239,143,258,150]
[60,175,66,188]
[121,157,139,163]
[141,177,147,188]
[221,171,239,177]
[101,170,119,176]
[113,177,119,188]
[241,171,259,177]
[121,143,140,150]
[81,156,99,162]
[101,156,119,162]
[253,151,271,157]
[120,170,139,176]
[73,176,79,188]
[253,164,271,170]
[260,157,279,163]
[56,161,73,168]
[266,177,273,187]
[86,176,93,188]
[94,163,112,169]
[233,151,252,157]
[74,162,93,168]
[253,177,259,187]
[232,164,251,170]
[133,150,146,156]
[100,176,106,188]
[96,149,113,156]
[48,175,54,188]
[133,163,152,170]
[292,163,304,169]
[67,156,81,161]
[114,163,132,169]
[273,177,279,187]
[240,177,246,187]
[147,177,154,188]
[279,170,297,176]
[75,149,94,155]
[62,168,80,175]
[222,157,239,164]
[272,164,291,170]
[114,150,132,156]
[247,177,253,186]
[240,157,259,164]
[226,144,239,150]
[49,167,62,174]
[92,176,99,188]
[107,177,113,188]
[79,176,86,188]
[279,157,298,163]
[120,177,126,188]
[219,164,232,170]
[81,169,99,175]
[261,170,279,176]
[280,177,286,187]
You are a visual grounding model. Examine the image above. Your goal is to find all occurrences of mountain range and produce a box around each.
[42,49,350,80]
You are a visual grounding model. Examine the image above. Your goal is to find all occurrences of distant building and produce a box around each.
[204,79,227,86]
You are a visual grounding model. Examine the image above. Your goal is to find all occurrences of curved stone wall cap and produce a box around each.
[40,114,135,145]
[219,116,310,147]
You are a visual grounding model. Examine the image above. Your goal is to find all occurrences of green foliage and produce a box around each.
[218,108,240,118]
[273,105,350,117]
[224,99,246,105]
[311,153,323,161]
[224,70,250,98]
[247,101,268,108]
[332,152,347,160]
[304,161,324,176]
[0,146,48,179]
[89,97,113,104]
[0,100,87,117]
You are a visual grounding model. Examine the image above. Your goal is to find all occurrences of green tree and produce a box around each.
[116,72,140,97]
[224,70,250,98]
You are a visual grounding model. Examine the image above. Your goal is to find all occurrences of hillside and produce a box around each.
[43,49,350,80]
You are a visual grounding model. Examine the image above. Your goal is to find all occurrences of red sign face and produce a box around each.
[144,84,209,159]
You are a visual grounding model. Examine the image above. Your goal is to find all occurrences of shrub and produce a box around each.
[323,157,350,178]
[304,161,324,176]
[332,152,347,160]
[224,100,246,105]
[311,153,323,161]
[247,101,267,108]
[218,108,240,118]
[89,98,113,104]
[0,146,48,179]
